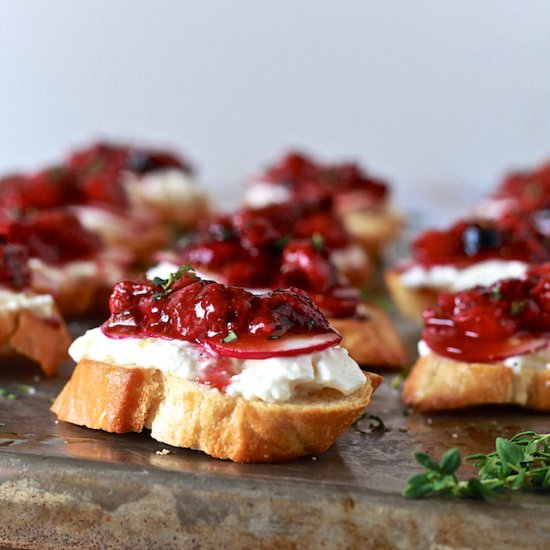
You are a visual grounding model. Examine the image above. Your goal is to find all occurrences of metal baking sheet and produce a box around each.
[0,318,549,550]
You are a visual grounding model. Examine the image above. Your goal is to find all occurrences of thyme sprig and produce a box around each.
[404,431,550,500]
[152,265,195,300]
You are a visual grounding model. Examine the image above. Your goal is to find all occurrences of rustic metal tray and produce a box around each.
[0,314,549,549]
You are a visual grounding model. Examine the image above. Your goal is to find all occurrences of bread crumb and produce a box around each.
[451,433,458,439]
[156,448,171,455]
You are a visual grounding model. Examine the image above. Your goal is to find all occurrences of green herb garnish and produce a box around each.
[274,234,291,251]
[87,157,105,174]
[510,300,527,316]
[403,431,550,500]
[222,330,238,344]
[311,233,325,252]
[0,388,17,400]
[152,265,195,299]
[391,364,412,389]
[268,335,281,340]
[490,286,503,301]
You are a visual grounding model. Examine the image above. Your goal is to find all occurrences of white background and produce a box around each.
[1,1,549,220]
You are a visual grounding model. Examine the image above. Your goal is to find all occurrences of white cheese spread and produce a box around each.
[29,258,99,286]
[71,328,366,403]
[503,346,550,374]
[124,169,203,209]
[243,181,291,208]
[0,288,55,318]
[418,339,550,373]
[400,260,529,292]
[331,244,369,272]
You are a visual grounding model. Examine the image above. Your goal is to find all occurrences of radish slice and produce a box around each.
[423,330,550,363]
[208,332,342,359]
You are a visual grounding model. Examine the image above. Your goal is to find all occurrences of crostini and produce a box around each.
[387,215,549,321]
[0,210,129,317]
[52,268,382,462]
[68,142,210,229]
[403,268,550,411]
[244,151,402,258]
[0,243,70,376]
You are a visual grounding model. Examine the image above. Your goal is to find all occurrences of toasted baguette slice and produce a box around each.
[385,268,439,322]
[72,206,171,266]
[0,306,70,377]
[127,182,211,230]
[29,255,128,318]
[329,304,408,369]
[403,353,550,412]
[338,261,371,288]
[52,359,382,463]
[342,208,403,259]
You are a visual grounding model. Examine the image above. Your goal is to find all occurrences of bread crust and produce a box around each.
[385,268,440,322]
[51,359,382,463]
[329,304,408,369]
[342,207,403,258]
[0,306,70,377]
[338,262,371,288]
[131,190,210,230]
[403,353,550,412]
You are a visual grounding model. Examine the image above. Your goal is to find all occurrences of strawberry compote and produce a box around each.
[174,206,361,318]
[102,269,341,359]
[68,142,192,209]
[494,161,550,213]
[411,216,550,268]
[0,243,30,289]
[1,211,103,265]
[422,270,550,362]
[0,168,77,212]
[256,151,388,210]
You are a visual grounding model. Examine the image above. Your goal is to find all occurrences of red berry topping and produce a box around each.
[412,217,550,267]
[176,206,360,318]
[0,244,30,289]
[422,271,550,362]
[2,211,103,264]
[258,151,388,208]
[68,142,192,208]
[102,269,341,358]
[495,161,550,213]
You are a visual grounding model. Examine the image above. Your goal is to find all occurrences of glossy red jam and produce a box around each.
[422,273,550,362]
[67,142,192,209]
[494,161,550,213]
[175,207,361,319]
[102,270,341,359]
[68,142,191,177]
[412,217,550,267]
[1,211,103,265]
[0,143,193,214]
[257,151,388,209]
[0,169,77,212]
[0,244,30,289]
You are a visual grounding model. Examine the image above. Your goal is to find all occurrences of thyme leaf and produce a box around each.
[152,265,195,299]
[404,431,550,500]
[222,330,238,344]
